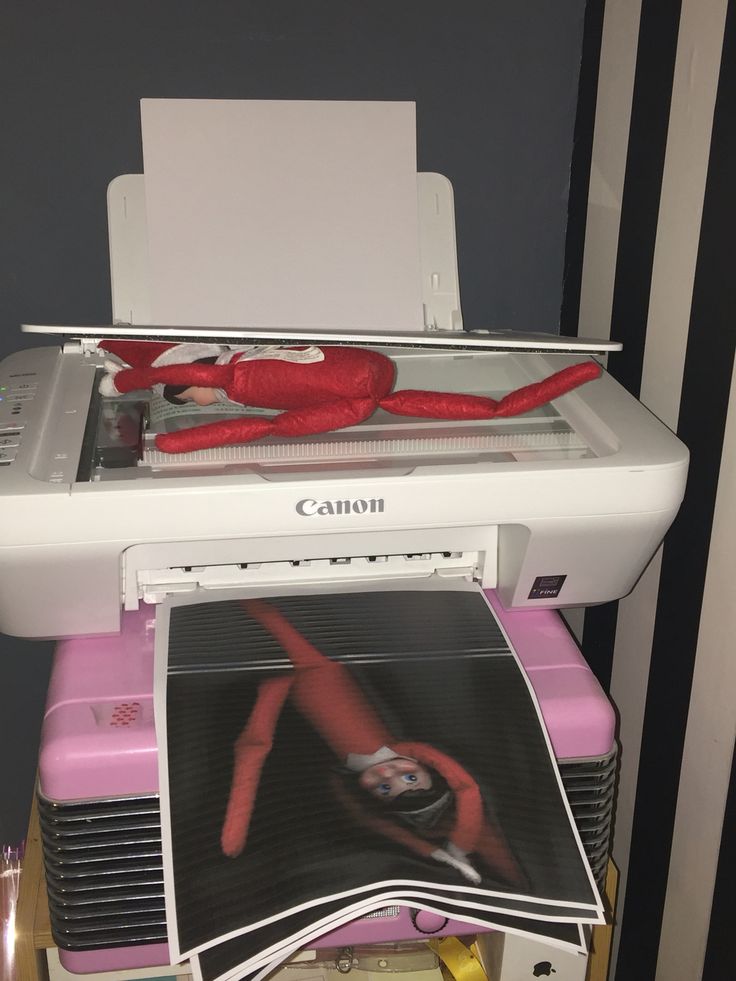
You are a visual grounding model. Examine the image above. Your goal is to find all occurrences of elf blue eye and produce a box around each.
[379,783,391,794]
[403,774,418,783]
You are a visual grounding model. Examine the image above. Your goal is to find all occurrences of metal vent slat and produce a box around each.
[47,882,164,905]
[39,748,616,951]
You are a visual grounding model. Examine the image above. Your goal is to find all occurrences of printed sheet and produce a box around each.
[154,581,603,969]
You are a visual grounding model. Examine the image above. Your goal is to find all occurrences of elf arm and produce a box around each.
[396,741,524,888]
[156,396,378,453]
[391,741,484,854]
[221,673,294,858]
[241,599,395,759]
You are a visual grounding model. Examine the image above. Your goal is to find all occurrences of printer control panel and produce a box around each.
[0,371,38,466]
[0,345,101,487]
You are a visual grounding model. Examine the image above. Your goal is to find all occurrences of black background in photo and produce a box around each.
[165,590,595,953]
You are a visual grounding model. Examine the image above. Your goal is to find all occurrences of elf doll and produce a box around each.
[98,340,601,454]
[221,599,526,890]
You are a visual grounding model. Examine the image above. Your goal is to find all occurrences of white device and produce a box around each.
[0,166,687,640]
[477,930,589,981]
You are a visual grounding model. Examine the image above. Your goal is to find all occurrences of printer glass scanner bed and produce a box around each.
[75,348,605,482]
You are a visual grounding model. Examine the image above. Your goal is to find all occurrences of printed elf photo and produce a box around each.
[157,585,601,960]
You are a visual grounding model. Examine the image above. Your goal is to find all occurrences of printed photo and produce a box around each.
[157,585,601,961]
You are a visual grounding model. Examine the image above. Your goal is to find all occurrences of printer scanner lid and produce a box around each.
[23,163,619,353]
[22,158,621,354]
[21,322,621,354]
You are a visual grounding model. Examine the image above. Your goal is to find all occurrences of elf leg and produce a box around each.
[493,361,601,417]
[156,396,378,452]
[378,361,601,420]
[243,600,394,761]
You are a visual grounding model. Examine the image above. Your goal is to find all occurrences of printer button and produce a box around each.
[0,435,20,448]
[0,449,17,463]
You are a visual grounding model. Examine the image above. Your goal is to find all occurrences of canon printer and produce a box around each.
[0,239,686,640]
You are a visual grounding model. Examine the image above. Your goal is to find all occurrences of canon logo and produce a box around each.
[295,497,385,517]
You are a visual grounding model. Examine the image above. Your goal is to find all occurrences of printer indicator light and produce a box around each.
[529,575,567,600]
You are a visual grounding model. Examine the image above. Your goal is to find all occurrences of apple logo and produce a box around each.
[532,963,556,977]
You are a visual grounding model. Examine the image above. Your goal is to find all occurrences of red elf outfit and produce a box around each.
[98,340,601,455]
[221,600,524,888]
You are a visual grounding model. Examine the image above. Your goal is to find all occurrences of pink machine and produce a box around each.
[38,591,616,975]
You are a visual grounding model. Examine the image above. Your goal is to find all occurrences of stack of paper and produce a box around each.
[153,583,604,981]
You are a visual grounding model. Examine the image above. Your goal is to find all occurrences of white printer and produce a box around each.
[0,175,686,640]
[0,325,687,640]
[0,100,687,640]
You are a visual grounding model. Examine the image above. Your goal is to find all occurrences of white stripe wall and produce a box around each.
[579,0,730,976]
[578,0,642,342]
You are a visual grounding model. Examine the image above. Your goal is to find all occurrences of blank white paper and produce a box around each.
[140,99,424,332]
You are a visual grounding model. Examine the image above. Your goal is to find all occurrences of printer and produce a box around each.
[0,101,687,975]
[0,303,686,640]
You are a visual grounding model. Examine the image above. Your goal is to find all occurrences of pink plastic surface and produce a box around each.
[39,605,158,800]
[485,591,615,758]
[59,942,172,974]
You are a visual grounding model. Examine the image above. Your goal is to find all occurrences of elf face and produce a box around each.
[358,757,433,801]
[177,386,220,406]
